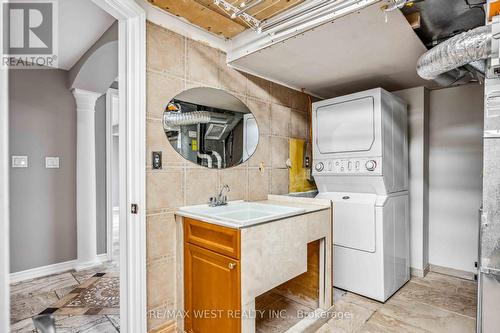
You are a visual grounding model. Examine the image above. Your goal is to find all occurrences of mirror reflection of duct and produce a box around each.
[197,123,224,169]
[197,152,213,168]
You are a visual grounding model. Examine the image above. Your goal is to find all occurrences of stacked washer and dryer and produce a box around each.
[312,88,410,302]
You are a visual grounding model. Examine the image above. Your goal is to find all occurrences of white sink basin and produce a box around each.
[178,201,306,227]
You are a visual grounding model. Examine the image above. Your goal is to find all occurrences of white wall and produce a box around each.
[428,84,484,274]
[0,0,10,324]
[95,94,107,255]
[394,87,430,274]
[9,69,77,273]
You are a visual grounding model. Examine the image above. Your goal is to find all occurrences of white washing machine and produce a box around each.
[312,88,410,302]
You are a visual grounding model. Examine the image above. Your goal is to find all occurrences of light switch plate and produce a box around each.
[12,156,28,168]
[45,157,60,168]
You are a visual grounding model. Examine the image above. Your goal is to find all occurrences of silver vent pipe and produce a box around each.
[163,111,211,127]
[417,25,491,81]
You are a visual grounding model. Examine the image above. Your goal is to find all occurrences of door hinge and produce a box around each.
[131,203,138,214]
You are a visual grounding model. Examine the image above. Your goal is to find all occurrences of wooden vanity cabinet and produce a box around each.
[184,218,241,333]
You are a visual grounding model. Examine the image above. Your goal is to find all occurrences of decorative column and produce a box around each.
[72,89,102,271]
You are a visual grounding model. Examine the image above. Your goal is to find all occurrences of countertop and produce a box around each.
[175,195,331,229]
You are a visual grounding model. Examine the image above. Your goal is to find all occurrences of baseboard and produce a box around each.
[10,259,77,284]
[74,254,111,272]
[98,253,111,262]
[410,264,430,278]
[10,253,111,284]
[429,264,476,281]
[150,321,176,333]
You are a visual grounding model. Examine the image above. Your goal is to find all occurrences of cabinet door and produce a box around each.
[185,243,241,333]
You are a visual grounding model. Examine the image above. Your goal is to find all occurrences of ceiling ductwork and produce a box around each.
[163,111,211,128]
[416,25,491,81]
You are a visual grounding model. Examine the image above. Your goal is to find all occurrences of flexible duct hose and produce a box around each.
[417,25,491,80]
[163,111,211,127]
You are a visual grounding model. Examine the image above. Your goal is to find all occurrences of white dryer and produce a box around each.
[312,88,410,302]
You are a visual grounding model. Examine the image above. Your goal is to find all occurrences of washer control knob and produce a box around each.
[365,160,377,171]
[315,162,324,172]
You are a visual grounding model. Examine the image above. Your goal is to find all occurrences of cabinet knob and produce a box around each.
[228,262,237,270]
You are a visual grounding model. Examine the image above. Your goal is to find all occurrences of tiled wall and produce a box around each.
[145,21,311,331]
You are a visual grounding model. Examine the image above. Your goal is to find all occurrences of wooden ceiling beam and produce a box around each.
[149,0,305,38]
[149,0,246,38]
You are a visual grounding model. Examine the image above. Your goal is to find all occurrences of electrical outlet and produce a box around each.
[152,151,162,169]
[45,157,60,168]
[12,156,28,168]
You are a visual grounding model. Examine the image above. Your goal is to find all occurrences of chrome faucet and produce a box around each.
[209,184,230,207]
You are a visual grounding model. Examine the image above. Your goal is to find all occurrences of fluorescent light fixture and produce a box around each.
[259,0,378,38]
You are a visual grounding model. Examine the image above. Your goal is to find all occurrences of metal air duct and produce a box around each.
[163,111,211,127]
[417,25,491,80]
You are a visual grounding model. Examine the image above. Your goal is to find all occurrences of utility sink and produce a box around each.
[178,201,306,228]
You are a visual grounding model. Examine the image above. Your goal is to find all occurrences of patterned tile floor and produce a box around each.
[10,262,120,333]
[11,270,476,333]
[317,272,477,333]
[10,213,121,333]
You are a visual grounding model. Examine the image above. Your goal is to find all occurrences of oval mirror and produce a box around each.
[163,87,259,169]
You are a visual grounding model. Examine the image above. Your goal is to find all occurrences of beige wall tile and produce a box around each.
[146,22,185,77]
[147,71,184,119]
[219,169,248,201]
[270,82,291,107]
[291,90,310,112]
[291,109,308,140]
[271,136,289,168]
[187,39,219,86]
[144,23,314,326]
[219,51,247,94]
[147,304,175,332]
[271,103,291,137]
[146,171,184,211]
[248,135,270,168]
[246,73,270,101]
[147,213,176,261]
[247,98,270,136]
[271,169,289,195]
[147,257,175,308]
[146,119,185,166]
[185,168,218,205]
[248,169,269,201]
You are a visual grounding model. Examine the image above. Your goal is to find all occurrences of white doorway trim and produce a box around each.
[106,88,119,261]
[0,1,146,332]
[0,0,10,330]
[90,1,147,333]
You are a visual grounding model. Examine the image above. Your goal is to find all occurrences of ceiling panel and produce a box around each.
[229,2,434,98]
[149,0,246,37]
[148,0,305,38]
[58,0,115,70]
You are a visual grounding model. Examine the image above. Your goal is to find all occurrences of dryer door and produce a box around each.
[318,192,377,253]
[316,96,375,154]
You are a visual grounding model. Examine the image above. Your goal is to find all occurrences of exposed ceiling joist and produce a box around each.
[148,0,305,38]
[149,0,246,37]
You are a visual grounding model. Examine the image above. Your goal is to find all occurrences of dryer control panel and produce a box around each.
[313,157,382,175]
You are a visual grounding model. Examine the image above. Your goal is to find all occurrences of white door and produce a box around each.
[317,192,377,252]
[316,97,375,154]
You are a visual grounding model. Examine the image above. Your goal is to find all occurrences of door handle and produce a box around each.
[228,262,237,270]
